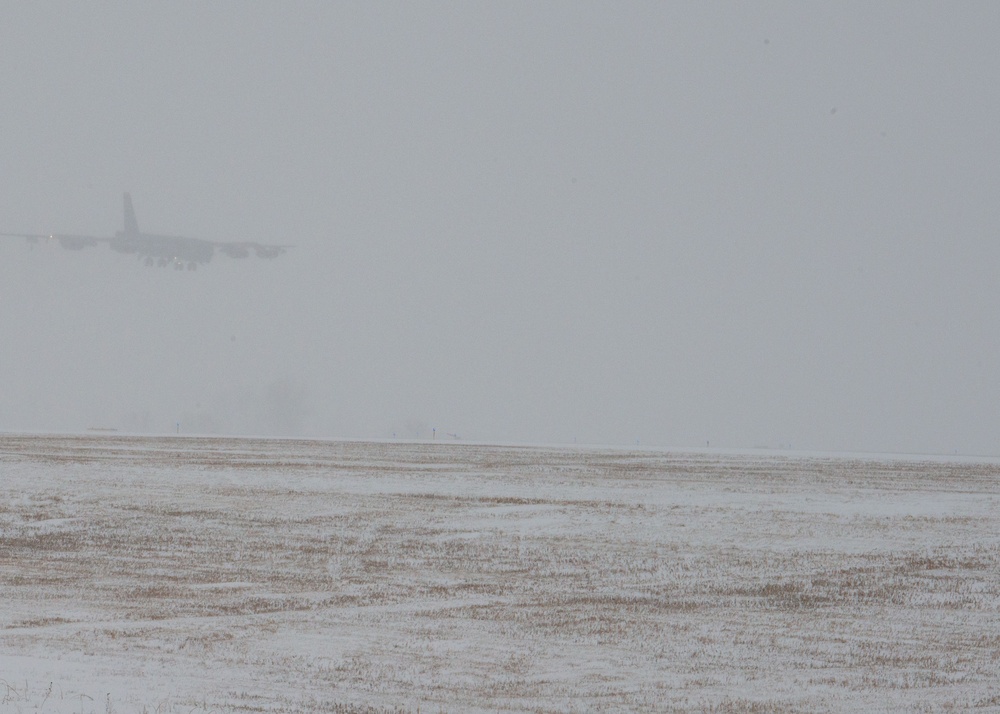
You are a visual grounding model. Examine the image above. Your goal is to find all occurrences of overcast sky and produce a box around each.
[1,2,999,454]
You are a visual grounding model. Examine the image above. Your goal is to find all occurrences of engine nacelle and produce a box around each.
[57,235,98,250]
[255,245,285,259]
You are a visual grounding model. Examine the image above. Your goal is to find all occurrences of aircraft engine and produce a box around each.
[58,235,98,250]
[255,245,284,259]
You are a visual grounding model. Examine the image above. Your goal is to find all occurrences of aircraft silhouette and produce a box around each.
[2,193,289,270]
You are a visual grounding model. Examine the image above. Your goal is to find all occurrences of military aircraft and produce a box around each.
[1,193,289,270]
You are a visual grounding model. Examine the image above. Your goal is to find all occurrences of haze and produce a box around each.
[2,2,998,455]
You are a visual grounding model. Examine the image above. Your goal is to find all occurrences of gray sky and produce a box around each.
[2,2,999,454]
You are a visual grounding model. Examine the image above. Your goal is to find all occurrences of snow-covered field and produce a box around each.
[1,435,998,712]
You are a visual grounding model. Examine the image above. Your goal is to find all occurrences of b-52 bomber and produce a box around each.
[1,193,290,270]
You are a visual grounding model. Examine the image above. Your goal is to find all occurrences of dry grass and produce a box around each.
[1,435,999,712]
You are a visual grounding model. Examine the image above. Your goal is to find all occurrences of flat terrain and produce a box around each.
[1,435,998,712]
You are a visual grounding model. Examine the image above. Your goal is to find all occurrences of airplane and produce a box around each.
[1,193,290,270]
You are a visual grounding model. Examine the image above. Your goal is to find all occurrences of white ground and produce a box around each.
[1,435,998,712]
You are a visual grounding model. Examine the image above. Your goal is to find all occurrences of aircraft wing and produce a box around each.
[215,241,292,259]
[1,232,50,243]
[1,232,106,250]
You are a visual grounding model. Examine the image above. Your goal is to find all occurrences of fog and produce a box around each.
[2,3,998,454]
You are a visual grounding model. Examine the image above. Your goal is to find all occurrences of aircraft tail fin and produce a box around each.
[123,192,140,236]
